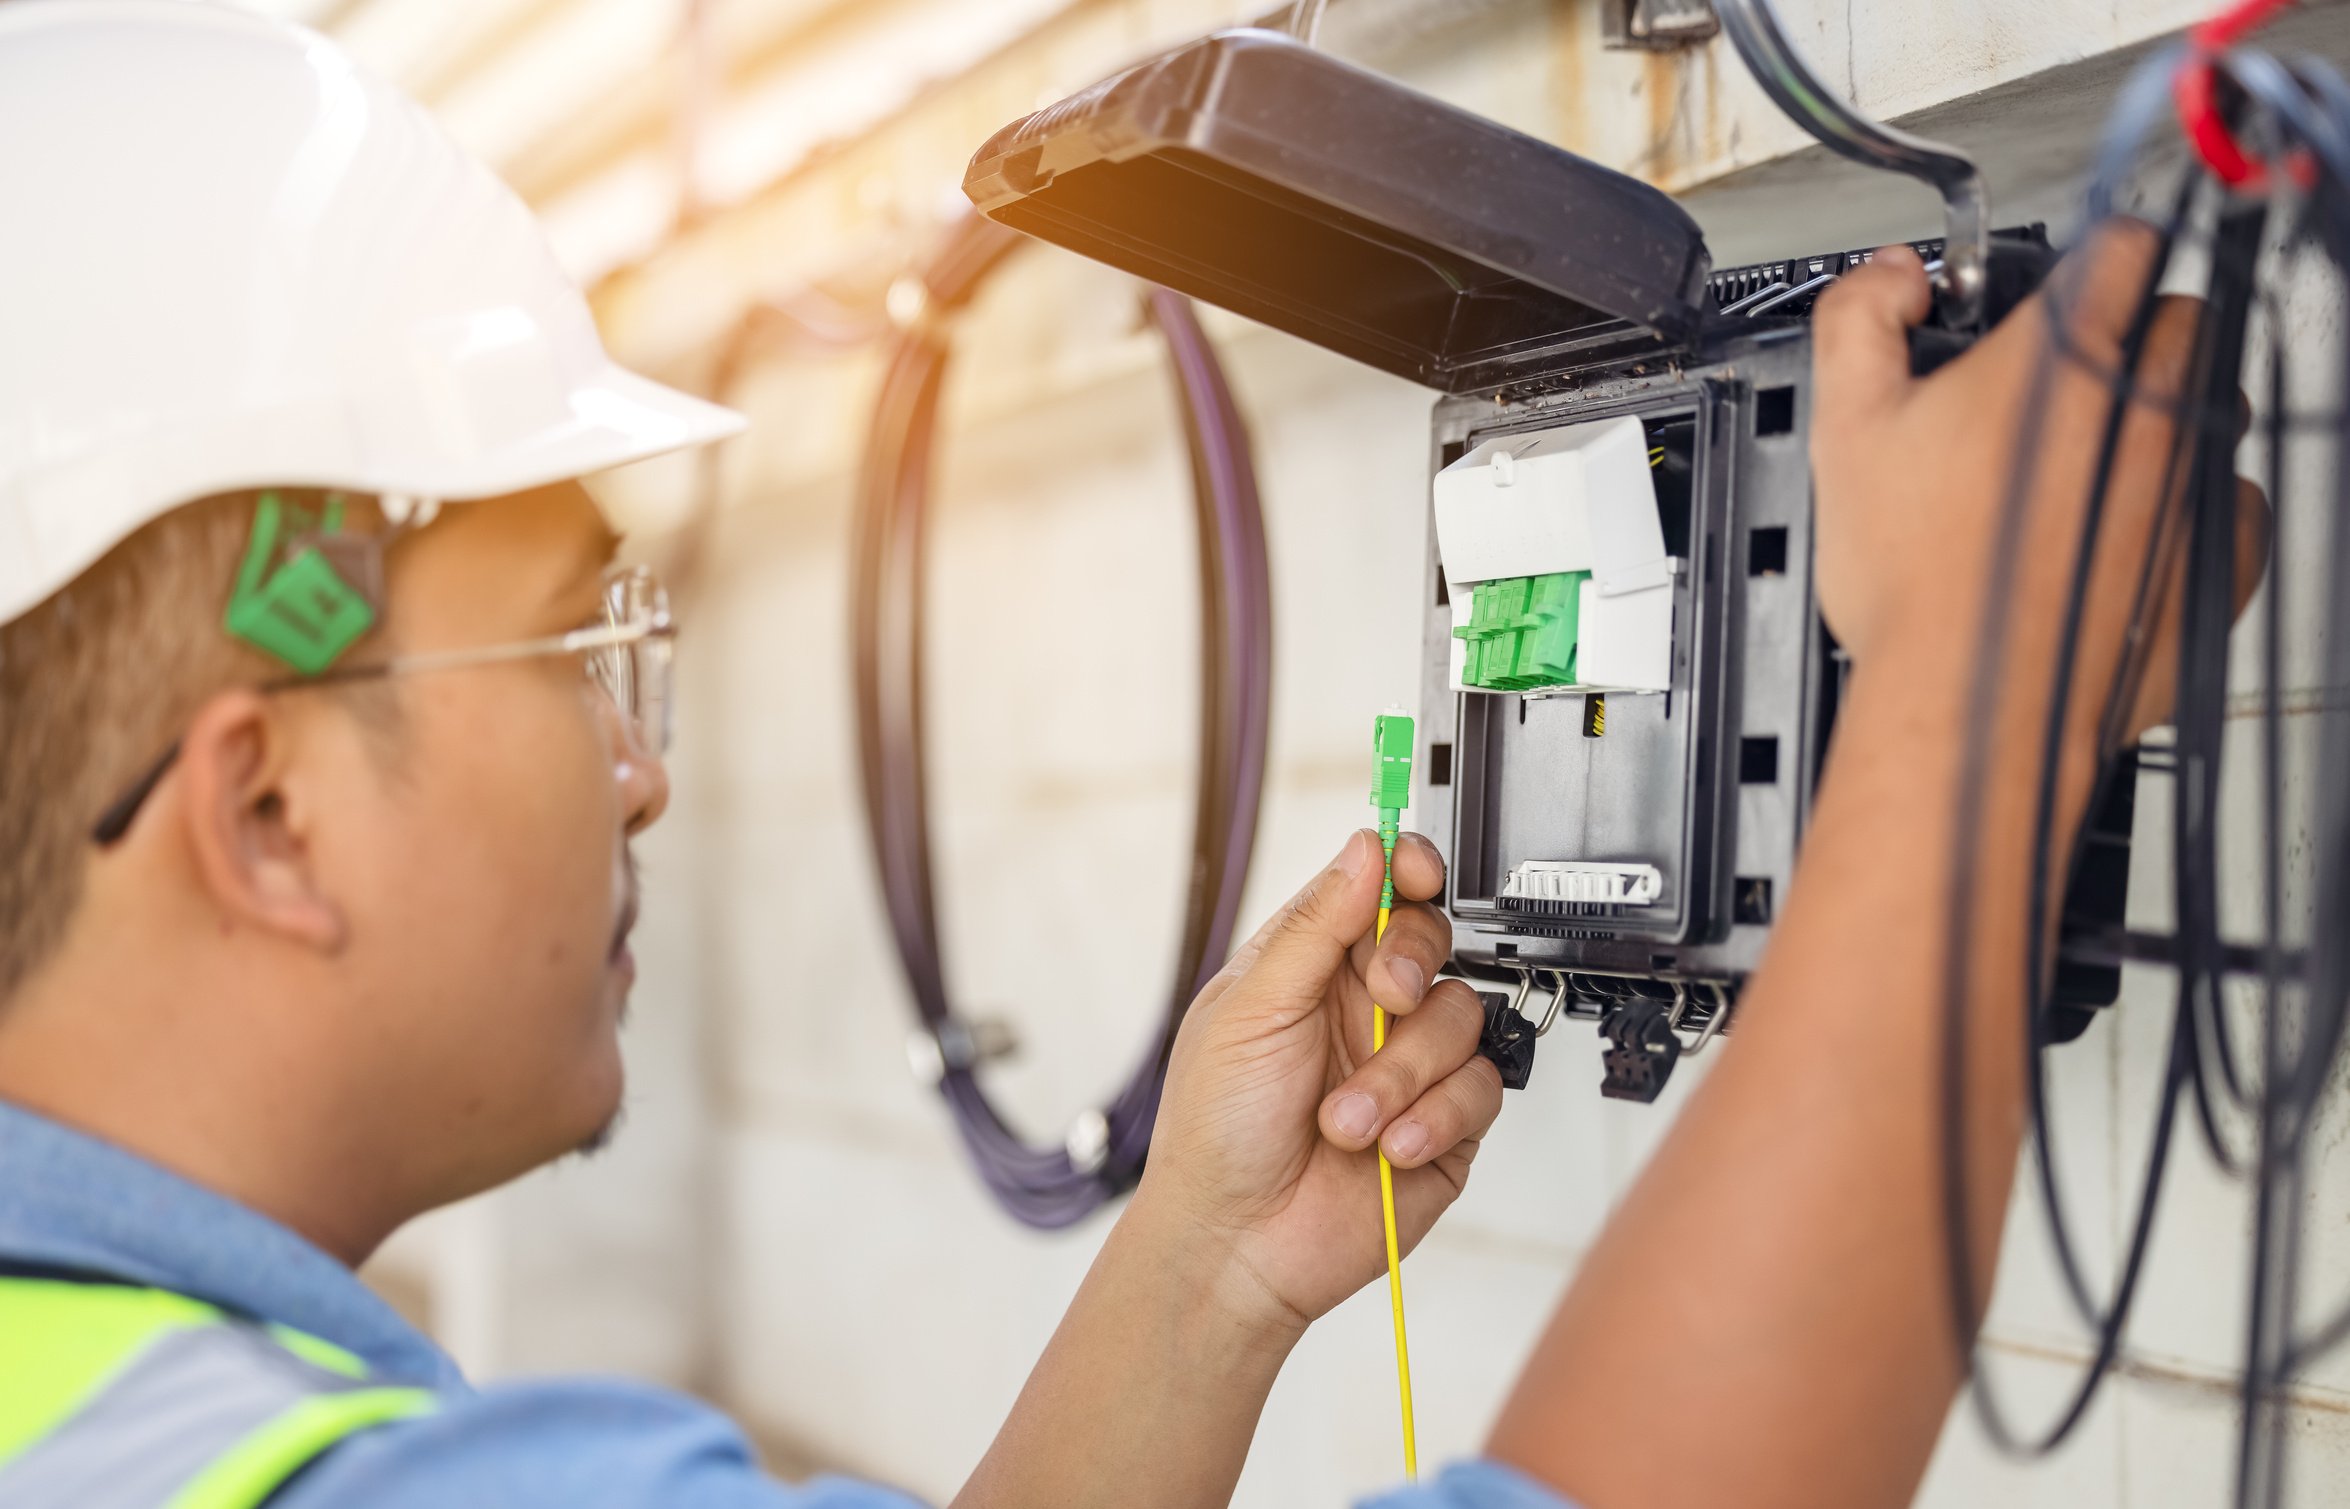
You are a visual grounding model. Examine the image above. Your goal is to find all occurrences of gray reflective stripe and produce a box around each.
[0,1320,368,1509]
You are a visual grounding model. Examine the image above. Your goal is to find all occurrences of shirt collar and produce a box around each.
[0,1097,463,1388]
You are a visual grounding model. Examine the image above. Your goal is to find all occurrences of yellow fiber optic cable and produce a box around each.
[1369,710,1419,1480]
[1372,915,1419,1481]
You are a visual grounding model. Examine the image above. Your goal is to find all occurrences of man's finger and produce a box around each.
[1347,898,1452,1018]
[1387,831,1446,904]
[1213,829,1384,1008]
[1812,245,1931,434]
[1318,979,1484,1152]
[1382,1054,1506,1171]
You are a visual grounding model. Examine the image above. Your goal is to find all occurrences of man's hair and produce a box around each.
[0,490,387,1003]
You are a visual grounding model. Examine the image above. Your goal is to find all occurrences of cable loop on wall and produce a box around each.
[851,213,1274,1229]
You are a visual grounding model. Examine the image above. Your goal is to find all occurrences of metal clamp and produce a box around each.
[1510,969,1572,1037]
[1667,980,1733,1059]
[904,1017,1019,1085]
[1066,1108,1112,1174]
[1715,0,1989,332]
[1693,982,1732,1055]
[1604,0,1721,51]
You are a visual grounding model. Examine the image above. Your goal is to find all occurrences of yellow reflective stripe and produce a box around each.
[0,1279,220,1464]
[167,1386,435,1509]
[263,1324,368,1381]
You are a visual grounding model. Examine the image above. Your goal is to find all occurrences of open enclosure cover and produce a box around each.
[963,28,1715,394]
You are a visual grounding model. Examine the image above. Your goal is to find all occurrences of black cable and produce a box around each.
[2178,207,2270,1169]
[2078,189,2261,1174]
[2275,210,2350,1382]
[851,214,1274,1228]
[1938,227,2068,1444]
[1953,199,2215,1460]
[2239,294,2298,1509]
[2193,50,2350,1509]
[1932,30,2350,1498]
[2016,179,2191,1329]
[1942,37,2294,1456]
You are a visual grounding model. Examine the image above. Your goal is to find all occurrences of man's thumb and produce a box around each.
[1219,830,1382,1007]
[1812,246,1933,432]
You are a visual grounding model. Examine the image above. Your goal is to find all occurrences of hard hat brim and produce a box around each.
[0,369,746,628]
[414,363,749,505]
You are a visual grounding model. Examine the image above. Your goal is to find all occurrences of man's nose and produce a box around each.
[621,746,671,835]
[601,696,671,834]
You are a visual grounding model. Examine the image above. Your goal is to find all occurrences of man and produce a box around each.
[0,5,2254,1509]
[0,7,1505,1507]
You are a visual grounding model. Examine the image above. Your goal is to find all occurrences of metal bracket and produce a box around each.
[1603,0,1720,51]
[1715,0,1989,332]
[1667,979,1734,1058]
[1509,969,1574,1036]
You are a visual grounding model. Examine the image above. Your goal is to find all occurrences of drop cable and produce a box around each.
[1369,709,1419,1480]
[851,213,1274,1227]
[1918,11,2350,1498]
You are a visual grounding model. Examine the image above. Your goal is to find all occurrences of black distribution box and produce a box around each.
[966,29,2130,1062]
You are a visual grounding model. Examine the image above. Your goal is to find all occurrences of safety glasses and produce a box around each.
[91,565,674,846]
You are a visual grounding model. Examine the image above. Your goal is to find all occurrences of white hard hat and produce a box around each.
[0,0,746,629]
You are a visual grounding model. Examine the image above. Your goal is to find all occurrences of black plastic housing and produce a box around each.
[965,28,2129,1027]
[965,28,1714,392]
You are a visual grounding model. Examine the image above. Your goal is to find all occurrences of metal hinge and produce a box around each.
[1603,0,1719,50]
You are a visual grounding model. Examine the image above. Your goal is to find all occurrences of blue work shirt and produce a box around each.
[0,1099,1569,1508]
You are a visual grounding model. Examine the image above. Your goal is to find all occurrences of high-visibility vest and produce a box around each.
[0,1271,437,1508]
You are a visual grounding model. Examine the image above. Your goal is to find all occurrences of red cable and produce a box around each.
[2174,0,2299,187]
[2193,0,2297,50]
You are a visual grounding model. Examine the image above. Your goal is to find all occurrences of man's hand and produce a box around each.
[1136,827,1504,1334]
[954,832,1500,1509]
[1810,228,2266,742]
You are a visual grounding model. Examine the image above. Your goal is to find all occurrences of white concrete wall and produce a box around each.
[363,1,2350,1503]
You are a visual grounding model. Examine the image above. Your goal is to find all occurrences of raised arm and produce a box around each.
[1487,226,2266,1509]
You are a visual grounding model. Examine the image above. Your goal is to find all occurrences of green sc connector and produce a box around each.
[1371,711,1415,912]
[1453,570,1586,691]
[224,491,376,677]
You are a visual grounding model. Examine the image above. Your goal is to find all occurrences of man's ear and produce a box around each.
[171,689,348,952]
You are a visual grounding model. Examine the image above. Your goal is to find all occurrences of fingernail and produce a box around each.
[1386,1122,1429,1163]
[1385,958,1424,1004]
[1340,830,1373,879]
[1333,1093,1379,1143]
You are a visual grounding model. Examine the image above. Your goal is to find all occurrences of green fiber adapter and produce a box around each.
[1453,570,1587,691]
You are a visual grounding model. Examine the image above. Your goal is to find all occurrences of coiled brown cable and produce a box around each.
[851,214,1274,1227]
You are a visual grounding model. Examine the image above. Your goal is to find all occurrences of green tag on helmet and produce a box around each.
[223,492,376,675]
